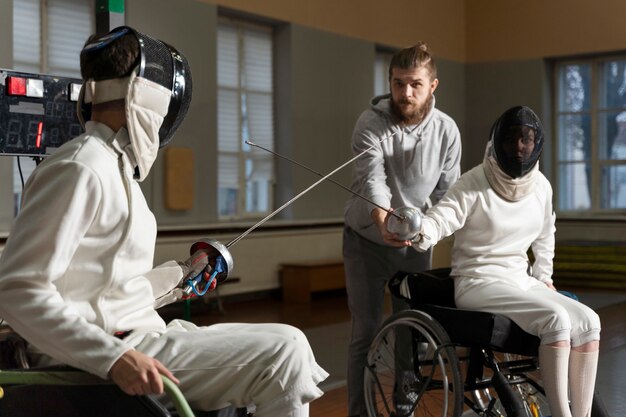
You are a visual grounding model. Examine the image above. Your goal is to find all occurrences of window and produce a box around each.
[217,18,275,219]
[555,56,626,215]
[374,50,393,97]
[13,0,93,76]
[10,0,93,216]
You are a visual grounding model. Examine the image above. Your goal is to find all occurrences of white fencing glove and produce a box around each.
[179,249,213,283]
[411,226,432,253]
[154,250,217,309]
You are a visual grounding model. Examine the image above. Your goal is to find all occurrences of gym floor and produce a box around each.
[178,285,626,417]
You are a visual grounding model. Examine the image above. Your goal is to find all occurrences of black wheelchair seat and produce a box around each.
[418,304,540,357]
[390,268,540,356]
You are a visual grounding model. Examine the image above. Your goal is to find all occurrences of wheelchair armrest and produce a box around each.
[0,367,110,386]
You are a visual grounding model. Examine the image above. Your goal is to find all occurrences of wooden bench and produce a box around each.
[277,241,626,304]
[280,260,345,304]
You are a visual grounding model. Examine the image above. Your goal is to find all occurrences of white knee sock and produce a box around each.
[539,344,572,417]
[569,350,599,417]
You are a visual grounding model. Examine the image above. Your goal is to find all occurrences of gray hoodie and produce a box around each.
[344,94,462,246]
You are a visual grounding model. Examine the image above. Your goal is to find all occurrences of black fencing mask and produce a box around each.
[78,26,192,180]
[491,106,544,179]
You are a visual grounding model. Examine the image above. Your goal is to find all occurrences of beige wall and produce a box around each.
[202,0,467,62]
[467,0,626,62]
[3,0,624,294]
[200,0,626,63]
[154,227,344,295]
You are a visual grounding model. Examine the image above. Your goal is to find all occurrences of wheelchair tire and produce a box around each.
[364,310,463,417]
[467,353,550,417]
[470,381,550,417]
[468,353,610,417]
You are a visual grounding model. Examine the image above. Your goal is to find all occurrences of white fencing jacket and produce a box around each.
[415,162,556,289]
[0,122,182,379]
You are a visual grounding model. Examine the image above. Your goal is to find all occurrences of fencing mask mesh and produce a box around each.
[491,105,544,178]
[79,26,192,149]
[78,26,192,180]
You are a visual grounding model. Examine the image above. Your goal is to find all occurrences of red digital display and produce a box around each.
[36,121,43,148]
[7,76,27,96]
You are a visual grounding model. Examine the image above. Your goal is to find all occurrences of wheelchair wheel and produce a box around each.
[468,353,550,417]
[472,383,609,417]
[470,382,550,417]
[364,310,463,417]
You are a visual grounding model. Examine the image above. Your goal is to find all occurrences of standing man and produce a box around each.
[343,42,462,416]
[0,26,327,417]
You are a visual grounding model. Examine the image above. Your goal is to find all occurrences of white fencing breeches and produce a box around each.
[131,320,328,417]
[454,275,601,346]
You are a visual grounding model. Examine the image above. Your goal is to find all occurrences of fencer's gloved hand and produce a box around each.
[154,250,217,309]
[411,227,431,253]
[178,249,215,289]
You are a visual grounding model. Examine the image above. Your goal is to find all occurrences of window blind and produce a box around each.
[217,19,274,217]
[12,0,40,73]
[47,0,93,77]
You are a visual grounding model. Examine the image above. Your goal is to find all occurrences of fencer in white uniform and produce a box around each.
[0,26,327,417]
[406,106,601,417]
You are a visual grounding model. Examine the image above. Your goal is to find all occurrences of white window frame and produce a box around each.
[554,54,626,217]
[8,0,94,219]
[217,17,275,221]
[374,49,393,97]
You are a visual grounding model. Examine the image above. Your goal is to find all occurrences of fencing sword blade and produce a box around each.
[245,140,403,220]
[225,130,399,248]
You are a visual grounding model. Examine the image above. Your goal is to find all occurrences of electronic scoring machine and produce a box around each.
[0,69,83,157]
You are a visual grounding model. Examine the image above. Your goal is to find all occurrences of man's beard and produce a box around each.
[390,95,432,125]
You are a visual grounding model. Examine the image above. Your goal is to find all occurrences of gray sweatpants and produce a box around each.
[343,226,431,416]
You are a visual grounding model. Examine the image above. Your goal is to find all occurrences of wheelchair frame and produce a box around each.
[0,329,248,417]
[0,368,193,417]
[363,268,610,417]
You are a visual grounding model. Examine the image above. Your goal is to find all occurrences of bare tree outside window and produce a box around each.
[555,56,626,215]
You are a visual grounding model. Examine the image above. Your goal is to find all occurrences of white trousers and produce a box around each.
[453,275,601,346]
[130,320,328,416]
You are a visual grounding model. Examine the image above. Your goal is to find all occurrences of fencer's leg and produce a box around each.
[343,227,389,417]
[133,321,326,416]
[569,342,599,417]
[345,270,386,417]
[566,298,601,417]
[391,294,412,367]
[539,343,572,417]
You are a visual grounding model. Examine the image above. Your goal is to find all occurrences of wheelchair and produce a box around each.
[0,329,248,417]
[363,268,611,417]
